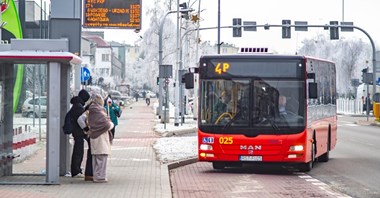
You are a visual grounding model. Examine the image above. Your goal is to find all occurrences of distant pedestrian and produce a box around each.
[145,92,151,106]
[88,93,114,183]
[134,92,139,101]
[104,95,121,137]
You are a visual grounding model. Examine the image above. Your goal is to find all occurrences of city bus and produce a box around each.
[196,49,337,171]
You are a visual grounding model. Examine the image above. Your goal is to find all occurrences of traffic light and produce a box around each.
[184,73,194,89]
[233,18,242,37]
[282,20,291,39]
[156,77,160,85]
[330,21,339,40]
[179,3,189,20]
[88,76,92,85]
[361,68,368,83]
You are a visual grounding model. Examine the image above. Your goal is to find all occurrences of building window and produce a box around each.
[102,54,110,62]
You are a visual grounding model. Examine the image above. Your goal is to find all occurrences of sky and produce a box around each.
[102,0,380,54]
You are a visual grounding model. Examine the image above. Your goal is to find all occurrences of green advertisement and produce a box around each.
[2,0,24,112]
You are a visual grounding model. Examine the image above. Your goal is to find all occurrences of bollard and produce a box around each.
[374,103,380,121]
[160,108,170,123]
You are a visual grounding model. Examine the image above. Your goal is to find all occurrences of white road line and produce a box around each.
[296,173,352,198]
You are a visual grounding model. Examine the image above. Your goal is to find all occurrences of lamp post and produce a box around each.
[158,10,176,120]
[158,7,193,121]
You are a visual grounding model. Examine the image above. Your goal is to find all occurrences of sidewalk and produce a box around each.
[1,99,175,198]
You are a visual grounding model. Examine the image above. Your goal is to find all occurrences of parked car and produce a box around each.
[85,85,107,98]
[108,90,128,106]
[22,96,47,118]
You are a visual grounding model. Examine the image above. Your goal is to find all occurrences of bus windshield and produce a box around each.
[199,79,305,135]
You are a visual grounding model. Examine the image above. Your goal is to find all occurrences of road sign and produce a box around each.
[243,21,256,31]
[81,67,91,82]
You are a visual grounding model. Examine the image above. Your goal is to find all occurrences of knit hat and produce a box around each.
[78,89,90,103]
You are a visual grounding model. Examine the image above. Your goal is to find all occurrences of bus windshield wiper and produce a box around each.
[222,112,240,130]
[268,116,280,131]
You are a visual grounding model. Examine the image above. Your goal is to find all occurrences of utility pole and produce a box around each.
[174,0,180,126]
[342,0,345,22]
[193,0,201,121]
[217,0,221,54]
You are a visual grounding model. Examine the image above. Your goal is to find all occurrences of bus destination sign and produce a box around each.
[83,0,141,29]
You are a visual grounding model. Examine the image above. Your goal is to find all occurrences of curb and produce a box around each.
[167,157,198,170]
[161,127,197,137]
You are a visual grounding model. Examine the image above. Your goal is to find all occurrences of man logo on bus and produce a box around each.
[240,145,262,150]
[215,62,230,74]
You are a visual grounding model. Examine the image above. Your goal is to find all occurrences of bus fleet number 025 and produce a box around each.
[219,137,233,144]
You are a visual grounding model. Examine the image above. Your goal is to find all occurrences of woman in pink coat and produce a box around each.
[87,93,114,183]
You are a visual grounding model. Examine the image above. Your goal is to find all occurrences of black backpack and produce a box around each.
[62,109,74,135]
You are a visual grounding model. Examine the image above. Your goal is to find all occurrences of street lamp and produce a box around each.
[158,10,176,120]
[158,7,194,121]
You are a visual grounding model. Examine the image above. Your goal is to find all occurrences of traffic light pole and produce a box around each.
[186,23,377,101]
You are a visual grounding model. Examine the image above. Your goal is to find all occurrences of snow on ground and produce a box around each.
[153,136,197,163]
[152,102,198,163]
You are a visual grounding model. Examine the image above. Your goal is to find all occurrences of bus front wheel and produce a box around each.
[299,142,315,172]
[212,162,225,170]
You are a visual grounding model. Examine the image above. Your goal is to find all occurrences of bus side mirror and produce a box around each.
[309,82,318,99]
[184,73,194,89]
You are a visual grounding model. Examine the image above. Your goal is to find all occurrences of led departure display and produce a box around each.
[83,0,141,29]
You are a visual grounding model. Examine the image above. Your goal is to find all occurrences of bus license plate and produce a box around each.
[240,156,262,161]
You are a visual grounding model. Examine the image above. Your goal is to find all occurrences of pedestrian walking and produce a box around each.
[104,95,121,137]
[145,92,151,106]
[88,93,114,183]
[69,89,93,179]
[134,92,139,101]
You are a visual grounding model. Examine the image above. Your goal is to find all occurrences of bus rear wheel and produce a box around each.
[318,133,330,162]
[212,162,225,170]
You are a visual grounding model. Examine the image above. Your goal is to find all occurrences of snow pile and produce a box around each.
[153,136,197,163]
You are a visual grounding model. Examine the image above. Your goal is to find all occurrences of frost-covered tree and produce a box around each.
[298,35,371,97]
[130,0,206,103]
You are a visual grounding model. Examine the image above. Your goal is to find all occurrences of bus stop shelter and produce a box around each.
[0,39,80,184]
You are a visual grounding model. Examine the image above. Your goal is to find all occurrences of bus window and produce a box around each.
[252,79,305,129]
[200,79,249,126]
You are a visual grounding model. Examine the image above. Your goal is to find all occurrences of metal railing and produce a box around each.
[336,98,364,115]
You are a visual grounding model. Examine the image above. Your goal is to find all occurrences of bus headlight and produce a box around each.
[289,145,304,151]
[200,144,213,151]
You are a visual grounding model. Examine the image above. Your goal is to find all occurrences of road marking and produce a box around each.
[296,173,352,198]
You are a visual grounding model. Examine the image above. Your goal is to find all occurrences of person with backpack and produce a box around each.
[68,89,92,180]
[104,95,121,137]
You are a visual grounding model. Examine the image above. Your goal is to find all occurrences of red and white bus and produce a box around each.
[196,51,337,171]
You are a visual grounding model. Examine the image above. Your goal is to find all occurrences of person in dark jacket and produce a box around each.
[69,89,92,180]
